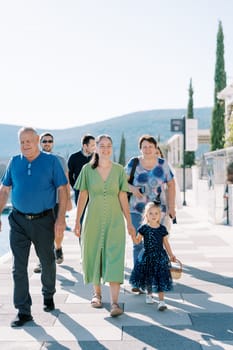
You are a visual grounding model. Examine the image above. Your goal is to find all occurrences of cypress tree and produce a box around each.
[118,132,126,166]
[211,21,226,150]
[184,78,195,167]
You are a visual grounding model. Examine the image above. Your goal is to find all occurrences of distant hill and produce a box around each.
[0,107,212,162]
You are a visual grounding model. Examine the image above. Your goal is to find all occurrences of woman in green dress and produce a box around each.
[74,134,135,317]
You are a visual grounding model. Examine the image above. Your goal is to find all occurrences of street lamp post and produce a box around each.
[171,114,197,207]
[170,116,187,206]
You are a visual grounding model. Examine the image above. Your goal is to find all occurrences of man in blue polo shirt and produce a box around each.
[0,127,68,327]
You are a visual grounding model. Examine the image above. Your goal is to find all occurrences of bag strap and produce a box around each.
[128,157,139,185]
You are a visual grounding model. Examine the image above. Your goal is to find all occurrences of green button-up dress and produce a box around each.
[74,162,129,285]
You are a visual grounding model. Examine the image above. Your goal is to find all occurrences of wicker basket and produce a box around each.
[170,259,182,279]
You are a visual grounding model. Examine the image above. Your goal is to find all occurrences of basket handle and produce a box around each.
[170,258,182,269]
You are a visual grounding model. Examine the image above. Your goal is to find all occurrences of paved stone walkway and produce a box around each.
[0,196,233,349]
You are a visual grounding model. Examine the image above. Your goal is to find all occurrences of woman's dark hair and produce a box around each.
[157,146,164,158]
[138,134,157,149]
[90,134,113,169]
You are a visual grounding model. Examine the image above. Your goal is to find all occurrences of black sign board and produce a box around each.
[171,118,184,132]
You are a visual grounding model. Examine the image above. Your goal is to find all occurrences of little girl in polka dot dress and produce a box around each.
[130,201,177,311]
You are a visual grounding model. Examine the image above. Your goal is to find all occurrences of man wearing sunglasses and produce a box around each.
[33,132,72,273]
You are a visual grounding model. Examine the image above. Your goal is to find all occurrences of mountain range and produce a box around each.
[0,107,212,162]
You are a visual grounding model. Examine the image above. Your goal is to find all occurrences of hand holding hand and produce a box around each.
[131,235,138,244]
[127,223,136,237]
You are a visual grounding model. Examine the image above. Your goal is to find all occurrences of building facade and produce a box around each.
[217,82,233,147]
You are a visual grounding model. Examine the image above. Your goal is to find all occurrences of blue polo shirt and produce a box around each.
[2,152,68,213]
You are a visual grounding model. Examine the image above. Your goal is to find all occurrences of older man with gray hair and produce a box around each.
[0,127,68,327]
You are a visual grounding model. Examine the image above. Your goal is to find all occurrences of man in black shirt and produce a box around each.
[68,134,96,205]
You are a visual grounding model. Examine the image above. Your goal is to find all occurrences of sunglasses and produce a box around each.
[41,140,53,144]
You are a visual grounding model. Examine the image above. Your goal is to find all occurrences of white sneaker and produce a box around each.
[157,300,167,311]
[146,295,155,304]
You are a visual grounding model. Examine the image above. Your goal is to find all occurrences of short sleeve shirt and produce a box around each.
[125,157,174,214]
[2,152,68,213]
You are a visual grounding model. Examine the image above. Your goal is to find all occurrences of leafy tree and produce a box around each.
[211,21,226,150]
[184,78,195,167]
[118,132,126,166]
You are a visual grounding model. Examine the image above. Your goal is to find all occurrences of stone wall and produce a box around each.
[191,166,225,224]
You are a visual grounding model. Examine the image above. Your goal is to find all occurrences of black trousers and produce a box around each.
[9,209,56,315]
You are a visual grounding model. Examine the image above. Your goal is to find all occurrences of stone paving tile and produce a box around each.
[200,247,233,258]
[123,325,202,349]
[190,236,229,246]
[207,256,233,263]
[174,283,233,294]
[180,294,233,313]
[56,309,192,327]
[198,262,233,273]
[166,284,207,294]
[0,312,58,327]
[0,342,42,350]
[0,266,12,274]
[0,325,122,341]
[41,303,110,314]
[42,340,161,350]
[175,254,208,262]
[190,313,233,340]
[184,261,213,268]
[177,273,233,287]
[200,340,233,350]
[0,303,15,313]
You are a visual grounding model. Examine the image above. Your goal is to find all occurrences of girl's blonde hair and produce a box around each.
[142,201,161,224]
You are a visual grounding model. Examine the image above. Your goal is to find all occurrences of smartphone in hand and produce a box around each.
[139,186,146,194]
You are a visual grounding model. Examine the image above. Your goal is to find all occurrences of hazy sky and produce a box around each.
[0,0,233,129]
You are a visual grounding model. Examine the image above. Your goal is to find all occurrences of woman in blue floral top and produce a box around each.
[125,135,176,271]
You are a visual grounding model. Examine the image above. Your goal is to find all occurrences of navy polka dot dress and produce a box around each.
[130,224,173,292]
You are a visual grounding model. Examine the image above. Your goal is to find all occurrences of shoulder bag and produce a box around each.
[127,157,139,201]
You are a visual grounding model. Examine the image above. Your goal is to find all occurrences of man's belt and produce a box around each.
[13,208,53,220]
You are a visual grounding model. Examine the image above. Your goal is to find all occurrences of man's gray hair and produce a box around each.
[18,127,38,139]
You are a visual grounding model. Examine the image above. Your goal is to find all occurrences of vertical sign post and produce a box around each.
[171,116,198,206]
[182,116,187,205]
[171,116,192,206]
